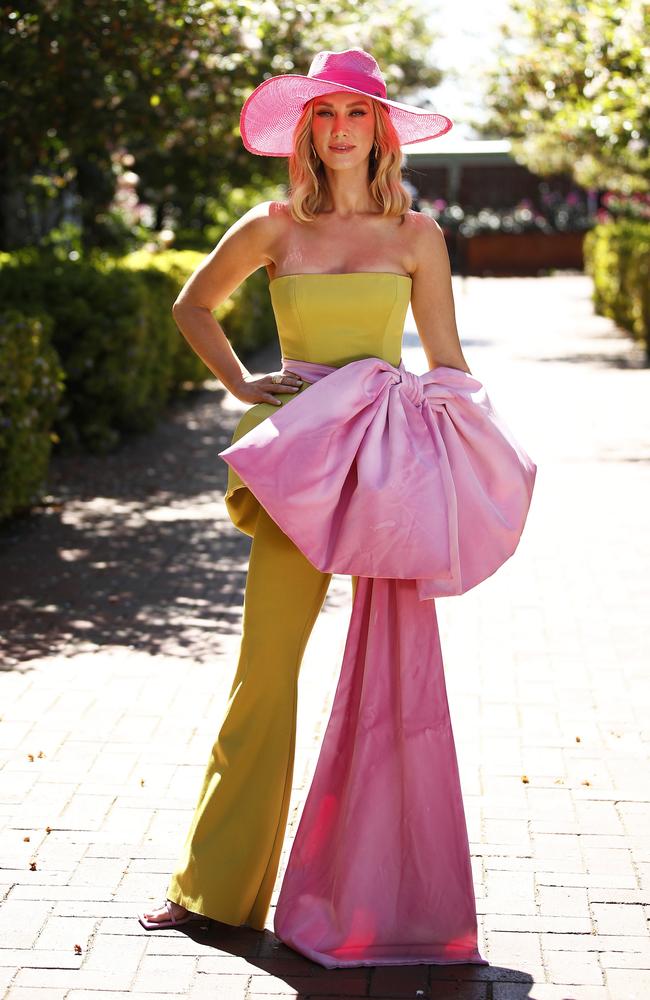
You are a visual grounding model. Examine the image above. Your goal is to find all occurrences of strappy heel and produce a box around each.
[138,898,210,930]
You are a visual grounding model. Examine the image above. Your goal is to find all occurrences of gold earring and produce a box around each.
[310,141,319,159]
[373,141,380,156]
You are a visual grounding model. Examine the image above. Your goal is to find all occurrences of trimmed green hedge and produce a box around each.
[0,310,65,519]
[0,249,277,454]
[0,253,200,452]
[583,220,650,357]
[119,250,278,371]
[0,248,278,518]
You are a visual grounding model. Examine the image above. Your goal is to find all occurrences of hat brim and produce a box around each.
[239,75,453,157]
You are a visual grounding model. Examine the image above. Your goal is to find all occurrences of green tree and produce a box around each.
[1,0,444,252]
[475,0,649,194]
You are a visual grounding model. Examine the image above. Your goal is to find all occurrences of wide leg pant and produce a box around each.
[167,504,348,930]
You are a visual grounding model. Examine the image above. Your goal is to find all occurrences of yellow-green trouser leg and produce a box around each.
[167,505,332,929]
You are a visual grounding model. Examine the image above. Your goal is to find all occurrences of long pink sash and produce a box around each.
[220,356,536,968]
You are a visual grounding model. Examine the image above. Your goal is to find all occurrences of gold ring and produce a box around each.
[271,374,283,384]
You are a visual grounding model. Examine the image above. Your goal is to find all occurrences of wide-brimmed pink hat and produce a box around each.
[239,47,453,157]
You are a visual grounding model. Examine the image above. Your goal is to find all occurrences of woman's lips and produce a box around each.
[329,145,355,152]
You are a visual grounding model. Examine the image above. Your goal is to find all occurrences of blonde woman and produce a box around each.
[138,48,535,970]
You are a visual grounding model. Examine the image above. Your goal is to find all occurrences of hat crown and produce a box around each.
[307,48,387,98]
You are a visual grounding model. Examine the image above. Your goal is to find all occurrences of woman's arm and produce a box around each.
[409,214,472,374]
[172,201,301,406]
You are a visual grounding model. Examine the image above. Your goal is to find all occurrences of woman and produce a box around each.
[138,47,536,969]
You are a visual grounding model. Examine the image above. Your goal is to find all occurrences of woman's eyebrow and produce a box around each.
[314,99,370,108]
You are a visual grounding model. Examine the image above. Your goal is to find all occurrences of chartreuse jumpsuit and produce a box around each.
[166,272,412,929]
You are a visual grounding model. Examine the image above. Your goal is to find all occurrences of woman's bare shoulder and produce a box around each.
[225,199,291,250]
[236,199,292,229]
[401,208,441,233]
[402,210,447,262]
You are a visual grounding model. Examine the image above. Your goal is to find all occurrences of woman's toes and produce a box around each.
[144,901,187,922]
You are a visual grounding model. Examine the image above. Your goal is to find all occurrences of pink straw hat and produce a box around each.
[239,47,453,157]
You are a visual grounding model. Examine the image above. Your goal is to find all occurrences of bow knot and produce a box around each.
[397,368,424,407]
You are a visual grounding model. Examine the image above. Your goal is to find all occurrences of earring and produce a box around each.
[373,141,380,157]
[310,141,319,159]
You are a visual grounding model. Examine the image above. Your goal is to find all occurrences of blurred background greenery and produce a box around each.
[1,0,443,255]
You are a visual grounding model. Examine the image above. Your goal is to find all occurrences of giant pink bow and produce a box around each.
[220,356,536,969]
[221,357,537,600]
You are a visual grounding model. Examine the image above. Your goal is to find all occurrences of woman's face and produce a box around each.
[310,91,376,170]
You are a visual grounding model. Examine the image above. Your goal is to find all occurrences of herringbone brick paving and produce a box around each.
[0,275,648,998]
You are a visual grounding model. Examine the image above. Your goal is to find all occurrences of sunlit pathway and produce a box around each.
[434,275,650,998]
[0,274,648,999]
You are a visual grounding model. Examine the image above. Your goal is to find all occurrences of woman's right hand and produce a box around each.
[228,371,304,407]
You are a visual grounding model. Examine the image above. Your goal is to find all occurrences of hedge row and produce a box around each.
[0,311,65,520]
[583,219,650,357]
[0,249,277,519]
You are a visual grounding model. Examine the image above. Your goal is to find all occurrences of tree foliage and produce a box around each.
[475,0,649,193]
[1,0,444,250]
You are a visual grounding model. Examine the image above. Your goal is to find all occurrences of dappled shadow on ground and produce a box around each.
[0,381,253,671]
[403,330,496,351]
[532,314,648,369]
[537,350,649,369]
[0,335,358,672]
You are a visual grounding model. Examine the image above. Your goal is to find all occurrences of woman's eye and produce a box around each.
[315,110,367,117]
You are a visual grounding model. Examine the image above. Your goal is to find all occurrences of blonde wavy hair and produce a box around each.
[287,97,412,223]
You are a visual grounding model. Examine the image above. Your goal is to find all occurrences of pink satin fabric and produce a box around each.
[222,358,537,600]
[219,356,537,968]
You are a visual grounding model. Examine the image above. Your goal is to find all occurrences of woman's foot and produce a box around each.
[138,898,208,930]
[142,899,189,924]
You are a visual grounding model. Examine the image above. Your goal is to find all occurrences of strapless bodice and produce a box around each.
[269,271,412,368]
[225,271,412,534]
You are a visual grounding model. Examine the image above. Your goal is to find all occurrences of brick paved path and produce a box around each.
[0,275,648,999]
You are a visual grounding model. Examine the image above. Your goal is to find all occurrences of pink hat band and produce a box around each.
[239,47,453,158]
